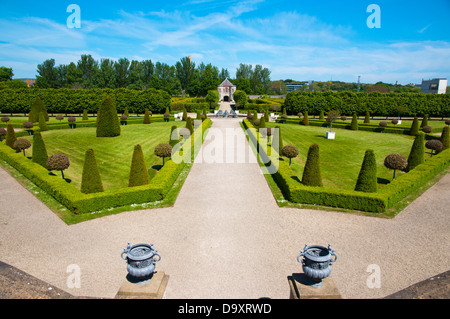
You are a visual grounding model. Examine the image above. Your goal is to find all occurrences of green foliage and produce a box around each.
[420,114,428,128]
[384,153,408,180]
[123,107,129,117]
[31,132,48,168]
[319,110,324,121]
[186,117,194,134]
[128,144,150,187]
[271,125,283,154]
[38,112,48,131]
[5,124,16,150]
[143,109,151,124]
[301,143,322,187]
[182,107,188,121]
[154,143,173,166]
[82,109,89,121]
[281,144,299,167]
[205,90,219,108]
[169,125,179,147]
[29,96,48,123]
[80,148,104,194]
[364,111,370,124]
[354,149,377,192]
[406,132,425,172]
[302,110,309,125]
[259,116,266,129]
[351,113,358,130]
[441,126,449,152]
[96,95,121,137]
[409,116,420,136]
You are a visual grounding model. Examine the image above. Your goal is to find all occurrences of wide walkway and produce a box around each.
[0,113,449,299]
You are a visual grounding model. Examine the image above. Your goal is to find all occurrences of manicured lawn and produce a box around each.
[267,123,418,190]
[22,122,185,191]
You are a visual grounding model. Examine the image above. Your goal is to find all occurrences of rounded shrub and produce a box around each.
[297,112,303,118]
[340,115,347,121]
[55,114,64,121]
[47,153,70,179]
[164,112,170,122]
[1,117,9,123]
[120,114,128,125]
[301,143,322,187]
[425,139,443,156]
[23,121,34,135]
[391,119,398,125]
[154,143,173,166]
[0,127,6,142]
[68,116,76,129]
[32,132,48,168]
[422,125,433,133]
[13,138,31,156]
[379,121,387,127]
[445,119,450,126]
[253,119,261,127]
[81,148,104,194]
[281,144,299,167]
[5,124,17,150]
[384,153,408,180]
[96,95,121,137]
[128,144,149,187]
[354,149,377,193]
[406,132,425,172]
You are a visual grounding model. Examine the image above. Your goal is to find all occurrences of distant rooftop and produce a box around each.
[218,78,236,87]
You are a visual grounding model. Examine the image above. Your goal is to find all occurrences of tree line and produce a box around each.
[31,55,272,97]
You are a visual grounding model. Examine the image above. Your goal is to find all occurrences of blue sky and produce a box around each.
[0,0,449,84]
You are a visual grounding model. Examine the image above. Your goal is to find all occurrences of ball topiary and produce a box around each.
[297,112,303,118]
[425,139,443,156]
[23,121,34,135]
[47,153,70,179]
[384,153,408,180]
[391,119,398,125]
[13,138,31,156]
[281,144,299,167]
[301,143,322,187]
[1,117,9,123]
[120,114,128,125]
[422,125,433,133]
[379,121,387,127]
[55,114,64,121]
[340,115,347,121]
[164,112,170,122]
[445,119,450,126]
[154,143,173,166]
[253,119,261,127]
[409,116,420,136]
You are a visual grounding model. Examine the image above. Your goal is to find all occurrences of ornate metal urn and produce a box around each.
[297,244,337,287]
[121,243,161,279]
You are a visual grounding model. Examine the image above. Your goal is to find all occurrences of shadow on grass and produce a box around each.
[151,164,163,171]
[377,177,391,185]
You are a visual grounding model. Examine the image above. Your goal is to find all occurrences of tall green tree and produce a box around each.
[114,58,130,88]
[36,59,57,88]
[77,54,98,88]
[176,56,196,93]
[0,66,13,81]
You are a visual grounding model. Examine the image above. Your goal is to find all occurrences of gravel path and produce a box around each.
[0,115,449,299]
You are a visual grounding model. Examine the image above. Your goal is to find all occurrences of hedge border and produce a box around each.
[0,118,212,214]
[242,119,450,213]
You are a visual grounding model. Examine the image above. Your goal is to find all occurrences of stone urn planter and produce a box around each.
[297,244,337,287]
[121,243,161,279]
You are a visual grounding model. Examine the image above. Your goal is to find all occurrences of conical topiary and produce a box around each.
[32,132,48,168]
[96,95,121,137]
[301,143,323,187]
[38,112,48,131]
[420,114,429,128]
[440,126,449,152]
[271,125,283,154]
[143,109,151,124]
[29,97,48,123]
[196,110,202,120]
[186,117,194,134]
[169,125,179,147]
[182,107,188,121]
[302,111,309,125]
[409,116,420,136]
[319,110,325,121]
[406,132,425,172]
[5,124,17,150]
[351,113,358,130]
[364,111,370,124]
[82,109,89,121]
[264,107,269,122]
[123,107,129,117]
[259,116,266,129]
[128,144,150,187]
[354,149,377,193]
[80,148,104,194]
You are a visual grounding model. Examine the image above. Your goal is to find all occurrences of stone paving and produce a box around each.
[0,108,449,299]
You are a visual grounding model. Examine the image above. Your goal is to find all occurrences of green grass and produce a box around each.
[267,122,417,190]
[21,122,186,191]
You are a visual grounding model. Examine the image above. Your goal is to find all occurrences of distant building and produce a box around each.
[421,78,447,94]
[218,78,236,102]
[285,81,313,92]
[16,78,36,87]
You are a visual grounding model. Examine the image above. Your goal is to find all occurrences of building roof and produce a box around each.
[218,78,236,87]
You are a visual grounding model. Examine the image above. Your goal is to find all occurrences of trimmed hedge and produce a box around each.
[242,119,450,213]
[0,118,212,214]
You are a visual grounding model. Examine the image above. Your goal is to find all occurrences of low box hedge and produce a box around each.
[0,118,212,214]
[243,119,450,213]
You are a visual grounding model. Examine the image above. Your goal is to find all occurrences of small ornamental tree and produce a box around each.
[341,116,347,121]
[164,112,170,122]
[266,127,273,144]
[47,154,70,179]
[39,112,48,131]
[23,121,34,135]
[32,132,48,168]
[440,126,449,152]
[379,121,387,132]
[68,116,76,129]
[420,114,429,128]
[384,153,408,180]
[80,148,104,194]
[82,109,89,121]
[364,111,371,124]
[281,144,299,167]
[326,110,340,132]
[1,117,10,123]
[97,95,121,137]
[301,143,322,187]
[120,115,128,125]
[425,140,443,157]
[297,112,303,119]
[409,116,420,136]
[13,138,31,156]
[392,119,399,125]
[143,109,151,124]
[354,149,377,193]
[351,114,358,130]
[128,144,150,187]
[56,114,64,121]
[154,143,173,166]
[406,132,425,172]
[0,127,6,142]
[5,124,17,150]
[302,111,309,126]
